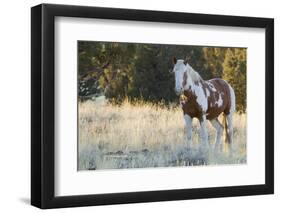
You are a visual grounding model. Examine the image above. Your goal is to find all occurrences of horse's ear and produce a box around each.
[183,57,188,65]
[173,57,177,64]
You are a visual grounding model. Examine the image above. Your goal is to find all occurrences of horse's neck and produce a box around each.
[184,68,204,92]
[192,79,204,90]
[189,68,202,82]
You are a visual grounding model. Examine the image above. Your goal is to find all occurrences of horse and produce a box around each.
[172,57,236,151]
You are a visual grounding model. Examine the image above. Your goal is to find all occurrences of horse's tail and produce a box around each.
[229,84,236,113]
[223,114,230,143]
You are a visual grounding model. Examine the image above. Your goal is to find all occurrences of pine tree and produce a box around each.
[203,47,227,78]
[222,48,247,113]
[78,41,247,112]
[128,44,177,103]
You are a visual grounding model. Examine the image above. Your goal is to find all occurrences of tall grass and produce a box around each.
[78,97,246,170]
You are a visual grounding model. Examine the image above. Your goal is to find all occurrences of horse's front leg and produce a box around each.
[184,114,192,149]
[199,114,209,151]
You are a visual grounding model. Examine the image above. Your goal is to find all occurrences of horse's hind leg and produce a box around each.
[199,115,209,151]
[210,118,223,151]
[226,113,234,145]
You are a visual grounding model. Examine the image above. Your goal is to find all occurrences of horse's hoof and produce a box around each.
[186,146,192,151]
[199,146,209,156]
[184,143,192,151]
[214,144,222,153]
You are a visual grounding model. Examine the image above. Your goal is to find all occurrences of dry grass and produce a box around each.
[78,97,247,170]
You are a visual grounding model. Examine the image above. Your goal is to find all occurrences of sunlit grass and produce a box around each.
[78,97,246,170]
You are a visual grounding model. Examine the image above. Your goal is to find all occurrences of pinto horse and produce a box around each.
[172,57,236,150]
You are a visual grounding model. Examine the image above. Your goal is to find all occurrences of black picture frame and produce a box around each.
[31,3,274,209]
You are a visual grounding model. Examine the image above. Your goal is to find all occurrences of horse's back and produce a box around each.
[205,78,235,119]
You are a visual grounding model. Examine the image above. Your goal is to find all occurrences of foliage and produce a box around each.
[222,48,247,113]
[78,41,247,112]
[203,47,226,78]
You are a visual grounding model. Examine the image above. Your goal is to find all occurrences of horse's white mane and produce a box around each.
[187,64,202,82]
[178,60,202,82]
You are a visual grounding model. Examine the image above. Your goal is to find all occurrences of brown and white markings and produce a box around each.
[172,57,236,151]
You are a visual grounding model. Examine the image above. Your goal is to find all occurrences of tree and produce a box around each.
[78,41,247,112]
[203,47,227,78]
[222,48,247,113]
[78,42,136,101]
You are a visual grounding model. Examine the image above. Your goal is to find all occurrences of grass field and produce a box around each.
[78,97,247,171]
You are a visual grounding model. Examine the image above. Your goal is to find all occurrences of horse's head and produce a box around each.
[172,57,189,95]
